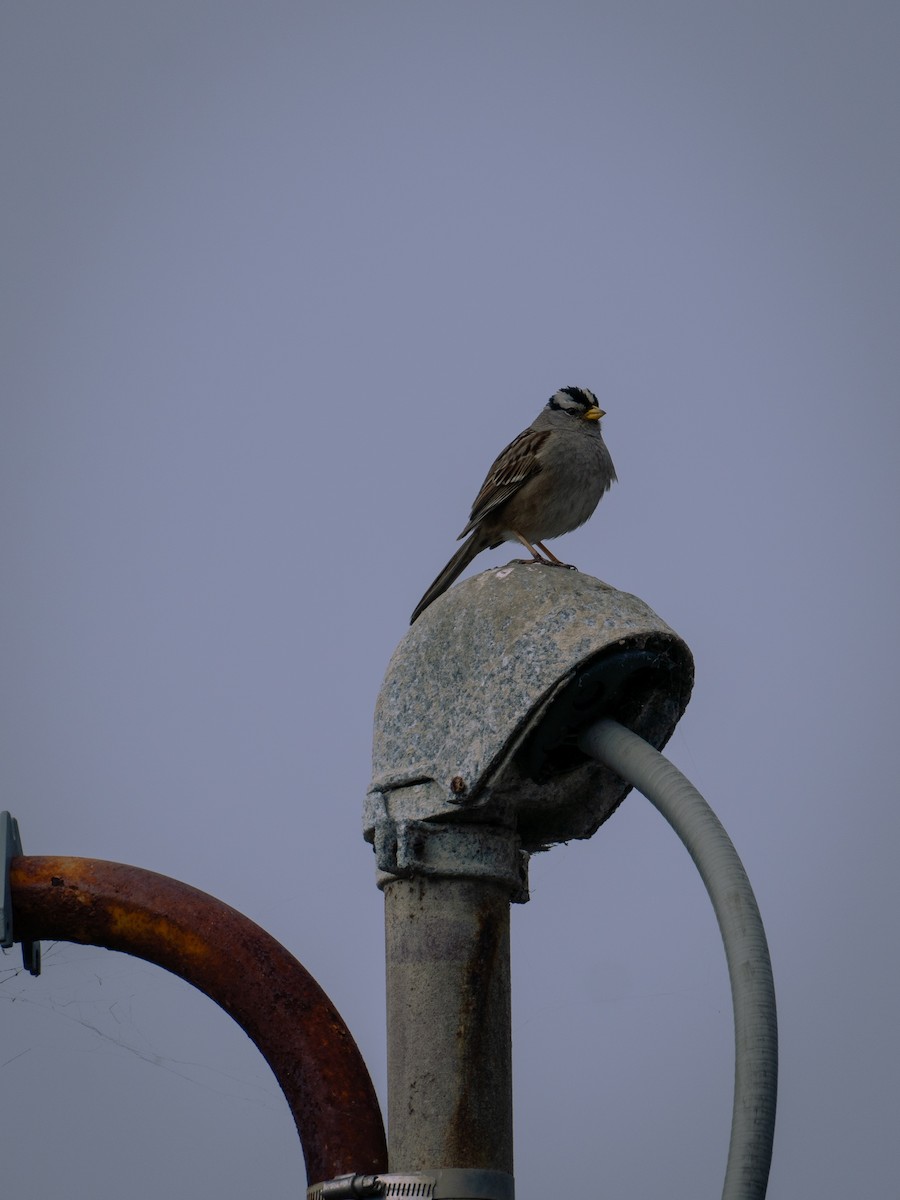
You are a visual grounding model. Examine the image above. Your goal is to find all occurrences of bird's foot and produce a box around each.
[511,555,578,570]
[532,541,577,570]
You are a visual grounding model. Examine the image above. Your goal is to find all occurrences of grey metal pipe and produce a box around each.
[578,719,777,1200]
[383,875,513,1176]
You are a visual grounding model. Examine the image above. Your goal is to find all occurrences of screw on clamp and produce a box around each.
[310,1175,384,1199]
[309,1170,514,1200]
[0,812,41,976]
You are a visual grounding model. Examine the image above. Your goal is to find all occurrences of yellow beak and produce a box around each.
[583,406,604,421]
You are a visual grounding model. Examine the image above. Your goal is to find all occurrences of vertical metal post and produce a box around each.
[384,875,513,1174]
[367,567,696,1197]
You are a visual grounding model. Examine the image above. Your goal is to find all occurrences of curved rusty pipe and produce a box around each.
[9,856,387,1186]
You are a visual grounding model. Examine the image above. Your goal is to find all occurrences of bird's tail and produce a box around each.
[410,531,485,624]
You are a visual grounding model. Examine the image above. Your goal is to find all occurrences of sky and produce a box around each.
[1,3,899,1197]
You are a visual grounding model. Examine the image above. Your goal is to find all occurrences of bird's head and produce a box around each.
[547,386,605,422]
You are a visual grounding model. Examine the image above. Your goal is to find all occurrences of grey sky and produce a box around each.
[2,3,898,1197]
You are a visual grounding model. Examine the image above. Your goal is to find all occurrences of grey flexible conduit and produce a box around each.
[578,719,777,1200]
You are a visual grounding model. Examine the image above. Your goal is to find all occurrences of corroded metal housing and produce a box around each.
[367,562,693,854]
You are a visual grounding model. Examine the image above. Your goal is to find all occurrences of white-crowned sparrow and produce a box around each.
[411,386,616,623]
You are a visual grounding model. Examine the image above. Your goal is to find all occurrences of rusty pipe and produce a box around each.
[9,856,387,1185]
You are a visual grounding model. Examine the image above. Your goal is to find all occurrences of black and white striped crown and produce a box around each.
[547,386,600,415]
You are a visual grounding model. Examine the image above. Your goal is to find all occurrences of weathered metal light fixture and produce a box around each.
[367,562,693,857]
[364,563,695,1198]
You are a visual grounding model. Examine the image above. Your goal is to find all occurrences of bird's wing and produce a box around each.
[458,428,550,538]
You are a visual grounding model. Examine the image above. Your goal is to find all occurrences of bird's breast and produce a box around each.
[503,437,613,541]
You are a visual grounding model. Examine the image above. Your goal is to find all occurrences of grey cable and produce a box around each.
[578,718,777,1200]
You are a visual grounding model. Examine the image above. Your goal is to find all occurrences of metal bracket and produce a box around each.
[0,812,41,976]
[308,1169,515,1200]
[373,817,529,903]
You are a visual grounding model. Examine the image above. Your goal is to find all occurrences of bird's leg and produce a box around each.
[510,532,549,564]
[535,541,577,570]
